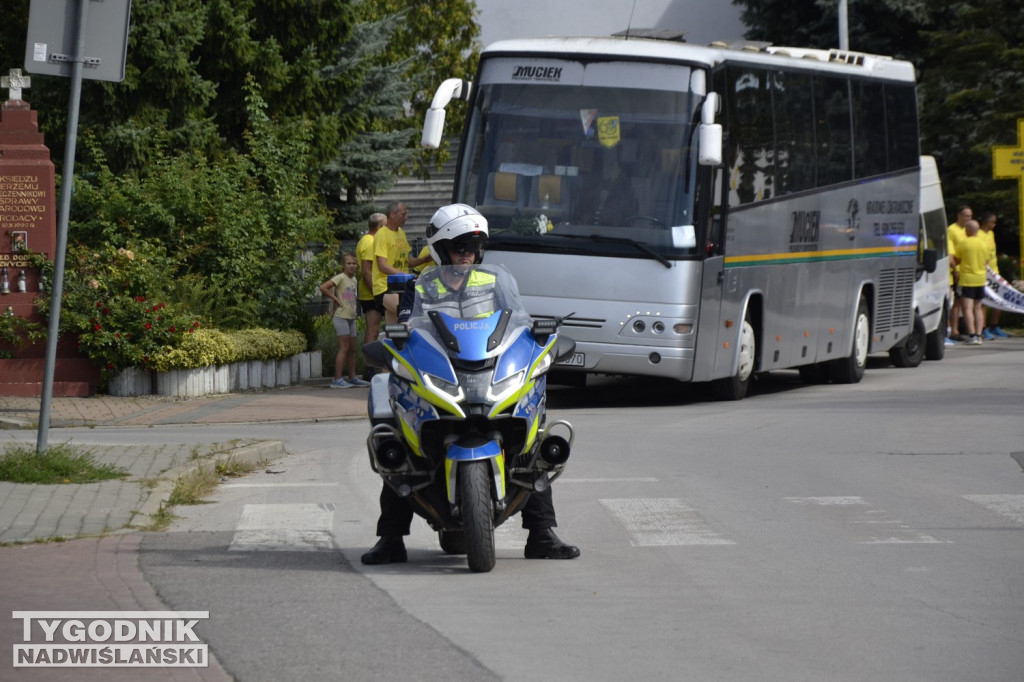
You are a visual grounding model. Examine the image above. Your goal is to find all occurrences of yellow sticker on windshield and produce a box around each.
[597,116,620,148]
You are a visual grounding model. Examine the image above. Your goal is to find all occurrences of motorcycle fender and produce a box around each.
[444,442,505,504]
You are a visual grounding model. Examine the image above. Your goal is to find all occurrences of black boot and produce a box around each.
[524,528,580,560]
[361,536,407,565]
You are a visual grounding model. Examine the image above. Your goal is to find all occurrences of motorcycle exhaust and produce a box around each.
[539,435,570,465]
[367,424,408,472]
[538,419,574,466]
[377,439,408,469]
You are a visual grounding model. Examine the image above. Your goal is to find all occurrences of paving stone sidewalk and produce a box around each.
[0,381,368,544]
[0,382,369,679]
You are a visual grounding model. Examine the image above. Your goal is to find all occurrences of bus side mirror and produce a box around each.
[422,109,446,149]
[699,124,722,166]
[921,248,937,274]
[421,78,472,149]
[698,92,722,166]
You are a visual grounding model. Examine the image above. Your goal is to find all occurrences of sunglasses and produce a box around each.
[449,242,481,255]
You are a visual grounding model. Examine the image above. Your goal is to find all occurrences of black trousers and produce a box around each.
[376,482,557,536]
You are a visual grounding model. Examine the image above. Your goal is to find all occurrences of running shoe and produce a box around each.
[347,377,370,387]
[944,337,957,347]
[329,378,352,389]
[982,328,995,341]
[991,326,1010,338]
[969,336,982,346]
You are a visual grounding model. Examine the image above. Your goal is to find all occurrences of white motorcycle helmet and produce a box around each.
[426,203,489,266]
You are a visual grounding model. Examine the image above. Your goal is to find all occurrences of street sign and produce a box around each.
[992,119,1024,270]
[23,0,131,83]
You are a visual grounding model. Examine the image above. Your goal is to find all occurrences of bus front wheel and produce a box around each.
[831,297,869,384]
[711,315,756,401]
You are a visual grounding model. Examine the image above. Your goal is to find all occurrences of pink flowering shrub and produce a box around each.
[34,242,200,377]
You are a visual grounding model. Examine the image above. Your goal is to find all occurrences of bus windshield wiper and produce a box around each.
[555,232,672,269]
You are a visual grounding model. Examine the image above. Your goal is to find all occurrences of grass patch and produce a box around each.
[166,455,265,506]
[0,442,128,484]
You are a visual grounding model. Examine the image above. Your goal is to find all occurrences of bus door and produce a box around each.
[691,173,729,383]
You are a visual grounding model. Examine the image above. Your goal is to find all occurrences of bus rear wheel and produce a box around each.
[711,315,755,401]
[830,297,869,384]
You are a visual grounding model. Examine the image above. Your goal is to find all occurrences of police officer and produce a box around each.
[362,204,580,564]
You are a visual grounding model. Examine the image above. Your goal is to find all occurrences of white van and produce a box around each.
[889,155,949,366]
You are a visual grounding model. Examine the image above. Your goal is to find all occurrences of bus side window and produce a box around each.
[774,70,816,194]
[726,66,774,206]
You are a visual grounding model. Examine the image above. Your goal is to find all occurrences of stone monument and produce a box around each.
[0,68,97,396]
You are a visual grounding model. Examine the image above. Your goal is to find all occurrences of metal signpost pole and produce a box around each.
[36,0,88,453]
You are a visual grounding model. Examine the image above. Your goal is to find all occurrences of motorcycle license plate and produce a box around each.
[556,352,585,367]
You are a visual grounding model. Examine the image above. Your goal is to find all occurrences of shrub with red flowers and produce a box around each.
[34,241,201,377]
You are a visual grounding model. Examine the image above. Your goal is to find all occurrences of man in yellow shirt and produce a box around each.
[357,213,386,345]
[372,201,436,324]
[946,205,971,343]
[978,211,1009,339]
[952,220,989,345]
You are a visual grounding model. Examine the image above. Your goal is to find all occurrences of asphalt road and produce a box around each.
[59,341,1024,681]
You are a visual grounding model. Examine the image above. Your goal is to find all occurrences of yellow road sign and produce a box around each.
[992,119,1024,269]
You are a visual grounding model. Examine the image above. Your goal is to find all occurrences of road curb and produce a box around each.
[131,440,287,528]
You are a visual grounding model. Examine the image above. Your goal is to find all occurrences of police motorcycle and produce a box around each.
[362,208,576,573]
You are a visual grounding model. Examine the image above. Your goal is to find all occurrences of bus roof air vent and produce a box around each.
[828,49,867,66]
[612,28,687,42]
[708,40,772,52]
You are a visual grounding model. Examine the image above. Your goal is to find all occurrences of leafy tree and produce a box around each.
[733,0,928,60]
[357,0,482,176]
[318,9,418,229]
[69,80,336,331]
[0,0,484,359]
[914,0,1024,271]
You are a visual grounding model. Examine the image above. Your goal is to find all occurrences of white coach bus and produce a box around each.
[422,33,935,399]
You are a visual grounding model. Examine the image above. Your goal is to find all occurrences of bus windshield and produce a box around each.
[456,58,703,260]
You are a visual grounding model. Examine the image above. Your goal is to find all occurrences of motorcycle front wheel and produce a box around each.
[459,460,496,573]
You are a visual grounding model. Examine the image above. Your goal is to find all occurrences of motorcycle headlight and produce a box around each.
[487,369,525,403]
[533,352,553,377]
[391,358,416,382]
[423,372,464,402]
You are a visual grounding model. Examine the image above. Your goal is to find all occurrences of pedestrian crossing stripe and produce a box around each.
[224,495,1023,553]
[962,494,1024,524]
[229,503,335,552]
[785,496,948,544]
[599,498,735,546]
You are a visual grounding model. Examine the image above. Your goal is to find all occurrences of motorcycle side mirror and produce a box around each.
[362,340,389,368]
[554,336,576,363]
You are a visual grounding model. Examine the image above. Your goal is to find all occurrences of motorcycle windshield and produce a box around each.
[408,264,534,361]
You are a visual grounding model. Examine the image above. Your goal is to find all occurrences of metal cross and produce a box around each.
[1,68,31,101]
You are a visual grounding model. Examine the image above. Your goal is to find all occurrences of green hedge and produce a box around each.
[149,327,307,372]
